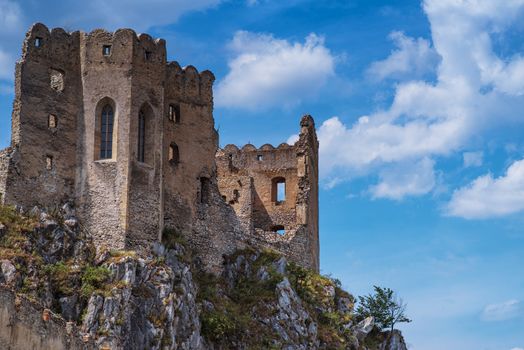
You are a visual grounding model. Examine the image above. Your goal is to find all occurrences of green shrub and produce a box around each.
[81,266,111,297]
[201,310,237,342]
[43,262,78,296]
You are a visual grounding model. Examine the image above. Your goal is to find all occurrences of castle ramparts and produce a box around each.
[0,23,319,272]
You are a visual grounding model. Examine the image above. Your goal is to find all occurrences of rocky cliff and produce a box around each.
[0,204,407,350]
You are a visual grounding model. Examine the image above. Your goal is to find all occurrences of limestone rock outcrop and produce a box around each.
[0,205,407,350]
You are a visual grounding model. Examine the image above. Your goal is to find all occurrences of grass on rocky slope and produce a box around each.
[0,204,112,320]
[195,247,357,349]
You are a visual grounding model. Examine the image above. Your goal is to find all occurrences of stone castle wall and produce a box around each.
[216,116,320,271]
[0,23,319,272]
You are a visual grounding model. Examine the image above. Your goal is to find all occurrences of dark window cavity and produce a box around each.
[100,105,114,159]
[138,111,146,162]
[145,50,152,61]
[169,104,180,123]
[35,37,42,48]
[257,154,263,161]
[169,142,179,165]
[200,177,210,204]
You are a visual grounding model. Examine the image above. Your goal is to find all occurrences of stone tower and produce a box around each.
[0,23,217,252]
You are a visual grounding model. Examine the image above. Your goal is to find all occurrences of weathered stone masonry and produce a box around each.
[0,23,320,272]
[216,116,319,271]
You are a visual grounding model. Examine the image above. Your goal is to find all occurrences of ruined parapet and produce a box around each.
[216,116,319,271]
[4,23,82,208]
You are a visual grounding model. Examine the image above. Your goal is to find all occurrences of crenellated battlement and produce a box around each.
[166,62,215,105]
[1,23,318,274]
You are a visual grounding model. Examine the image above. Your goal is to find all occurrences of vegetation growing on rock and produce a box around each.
[0,205,408,349]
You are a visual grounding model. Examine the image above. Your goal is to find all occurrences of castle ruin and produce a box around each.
[0,24,319,272]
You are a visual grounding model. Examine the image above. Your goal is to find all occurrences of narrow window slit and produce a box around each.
[48,114,57,129]
[46,155,53,170]
[99,105,114,159]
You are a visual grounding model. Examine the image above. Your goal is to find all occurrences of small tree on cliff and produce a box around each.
[356,286,411,333]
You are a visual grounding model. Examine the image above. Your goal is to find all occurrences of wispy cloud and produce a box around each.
[367,31,440,81]
[446,159,524,219]
[463,151,483,168]
[482,299,523,321]
[215,31,335,109]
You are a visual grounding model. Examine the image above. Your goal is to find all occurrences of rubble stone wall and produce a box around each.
[216,116,319,271]
[5,24,82,208]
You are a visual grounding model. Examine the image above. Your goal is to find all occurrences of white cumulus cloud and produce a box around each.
[215,31,335,109]
[317,0,524,199]
[481,299,523,321]
[367,31,440,81]
[371,157,436,200]
[447,159,524,219]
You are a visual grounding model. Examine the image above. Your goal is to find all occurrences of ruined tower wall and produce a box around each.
[297,117,320,269]
[162,63,217,236]
[126,34,167,250]
[3,24,82,208]
[76,29,137,250]
[216,116,320,271]
[218,144,299,232]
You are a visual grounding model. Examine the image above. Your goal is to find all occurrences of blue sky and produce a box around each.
[1,0,524,349]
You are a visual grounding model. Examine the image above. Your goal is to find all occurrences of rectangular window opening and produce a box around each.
[103,45,112,56]
[169,143,179,165]
[145,50,152,61]
[169,104,181,124]
[257,155,263,161]
[277,181,286,202]
[35,37,42,48]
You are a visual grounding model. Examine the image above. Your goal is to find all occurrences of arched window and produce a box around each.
[271,177,286,203]
[100,105,114,159]
[138,110,146,162]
